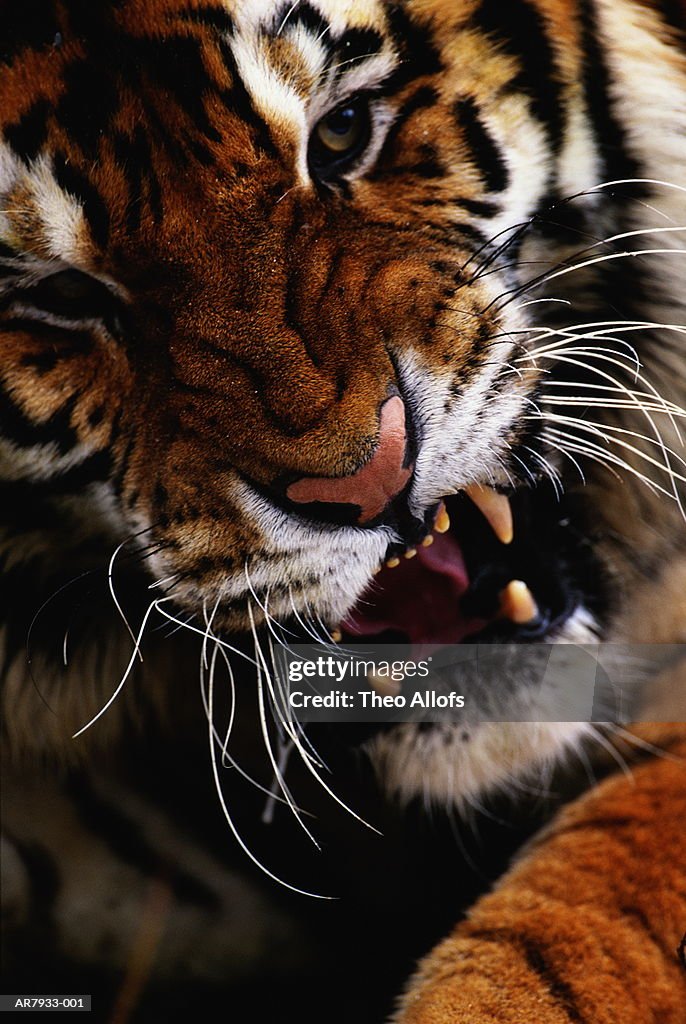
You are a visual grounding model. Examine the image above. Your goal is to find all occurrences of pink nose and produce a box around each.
[286,396,413,524]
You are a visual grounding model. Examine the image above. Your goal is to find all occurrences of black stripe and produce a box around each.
[454,98,509,192]
[111,434,136,497]
[177,4,235,33]
[316,245,345,305]
[283,1,329,39]
[0,316,96,349]
[0,241,20,261]
[112,127,163,230]
[66,776,221,911]
[0,0,60,65]
[519,936,586,1023]
[335,27,384,75]
[657,1,686,35]
[579,0,640,185]
[619,904,666,955]
[55,59,121,161]
[0,383,79,453]
[375,85,439,162]
[5,99,51,164]
[0,453,112,504]
[53,152,111,249]
[135,35,222,145]
[372,146,447,182]
[457,197,499,217]
[6,269,125,329]
[468,928,586,1023]
[447,221,488,246]
[383,4,443,92]
[217,40,278,158]
[174,355,323,439]
[473,0,564,150]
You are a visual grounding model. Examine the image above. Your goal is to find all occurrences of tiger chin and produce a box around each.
[1,0,685,1015]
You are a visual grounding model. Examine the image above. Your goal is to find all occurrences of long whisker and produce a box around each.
[248,604,381,834]
[154,603,260,669]
[197,621,307,809]
[542,428,678,498]
[265,626,330,771]
[72,596,164,739]
[247,602,321,847]
[206,628,333,900]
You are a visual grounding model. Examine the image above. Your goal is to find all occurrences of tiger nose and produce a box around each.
[286,396,413,524]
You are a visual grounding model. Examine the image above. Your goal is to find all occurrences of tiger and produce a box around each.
[1,0,685,1020]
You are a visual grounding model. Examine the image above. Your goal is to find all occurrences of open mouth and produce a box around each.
[334,482,600,647]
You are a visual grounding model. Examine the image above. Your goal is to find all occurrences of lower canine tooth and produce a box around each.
[368,673,402,698]
[500,580,539,625]
[465,485,514,545]
[434,504,450,534]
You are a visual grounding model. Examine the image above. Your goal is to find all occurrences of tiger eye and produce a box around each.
[316,103,364,153]
[309,96,371,177]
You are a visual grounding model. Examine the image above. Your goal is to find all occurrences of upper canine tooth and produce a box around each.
[434,504,450,534]
[465,485,514,545]
[500,580,539,624]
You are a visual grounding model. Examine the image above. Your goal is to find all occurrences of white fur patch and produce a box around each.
[1,147,86,262]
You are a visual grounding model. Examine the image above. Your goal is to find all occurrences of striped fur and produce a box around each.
[394,724,686,1024]
[1,0,685,1017]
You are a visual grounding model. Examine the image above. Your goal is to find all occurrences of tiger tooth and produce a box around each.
[330,629,343,643]
[367,672,402,698]
[404,548,417,559]
[500,580,539,625]
[386,556,400,568]
[434,504,450,534]
[465,485,514,545]
[421,534,434,547]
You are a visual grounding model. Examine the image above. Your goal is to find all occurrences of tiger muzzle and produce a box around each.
[286,396,414,525]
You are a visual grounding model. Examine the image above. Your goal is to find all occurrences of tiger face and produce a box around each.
[2,0,685,801]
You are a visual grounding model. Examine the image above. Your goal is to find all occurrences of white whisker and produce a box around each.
[108,539,144,661]
[248,605,382,835]
[206,630,333,900]
[247,602,321,848]
[72,597,163,739]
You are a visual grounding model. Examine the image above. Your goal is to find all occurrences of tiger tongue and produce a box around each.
[343,530,480,644]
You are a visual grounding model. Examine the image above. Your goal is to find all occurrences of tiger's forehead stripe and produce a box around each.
[226,2,396,154]
[228,0,386,38]
[0,0,403,253]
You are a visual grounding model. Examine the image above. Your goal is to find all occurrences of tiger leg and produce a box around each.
[393,724,686,1024]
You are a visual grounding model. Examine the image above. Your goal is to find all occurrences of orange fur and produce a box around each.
[396,724,686,1023]
[1,1,685,1017]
